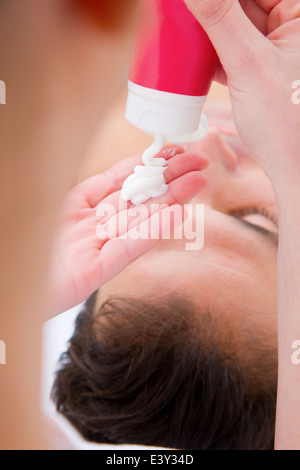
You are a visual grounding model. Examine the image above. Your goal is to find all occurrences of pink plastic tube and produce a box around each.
[125,0,220,140]
[130,0,218,96]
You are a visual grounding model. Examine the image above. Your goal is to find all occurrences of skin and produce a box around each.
[48,146,208,318]
[0,0,206,449]
[0,0,299,450]
[183,0,300,450]
[0,0,144,449]
[51,0,300,451]
[95,104,279,360]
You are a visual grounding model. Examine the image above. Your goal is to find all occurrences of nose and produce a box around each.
[187,126,241,211]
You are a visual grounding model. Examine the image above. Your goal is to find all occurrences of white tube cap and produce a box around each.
[125,81,208,143]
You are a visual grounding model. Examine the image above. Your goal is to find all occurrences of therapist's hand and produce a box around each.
[184,0,300,185]
[48,147,208,318]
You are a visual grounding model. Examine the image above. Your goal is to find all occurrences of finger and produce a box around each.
[60,159,140,230]
[154,144,185,161]
[74,145,185,208]
[96,151,208,218]
[214,63,228,85]
[213,0,269,85]
[184,0,267,76]
[125,170,205,234]
[96,171,206,239]
[267,0,300,33]
[96,204,185,285]
[147,170,207,208]
[72,154,142,208]
[164,151,209,184]
[252,0,281,13]
[241,0,269,34]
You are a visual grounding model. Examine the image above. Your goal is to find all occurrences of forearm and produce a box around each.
[0,163,65,448]
[0,217,50,447]
[274,181,300,450]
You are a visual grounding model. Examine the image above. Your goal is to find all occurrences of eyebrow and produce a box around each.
[235,217,279,246]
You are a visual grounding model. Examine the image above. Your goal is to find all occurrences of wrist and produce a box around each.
[262,147,300,211]
[271,170,300,214]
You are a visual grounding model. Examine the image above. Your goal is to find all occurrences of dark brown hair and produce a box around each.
[52,292,277,450]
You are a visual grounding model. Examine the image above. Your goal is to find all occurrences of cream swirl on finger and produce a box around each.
[121,134,168,205]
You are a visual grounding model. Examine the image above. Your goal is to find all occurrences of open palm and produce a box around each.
[48,147,208,318]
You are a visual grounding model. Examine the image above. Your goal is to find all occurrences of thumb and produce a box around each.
[184,0,267,76]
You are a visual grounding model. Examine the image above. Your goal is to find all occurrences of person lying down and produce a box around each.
[51,103,279,450]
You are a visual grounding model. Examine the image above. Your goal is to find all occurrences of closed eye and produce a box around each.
[229,206,279,233]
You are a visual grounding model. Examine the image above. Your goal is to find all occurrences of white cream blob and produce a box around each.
[121,134,168,205]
